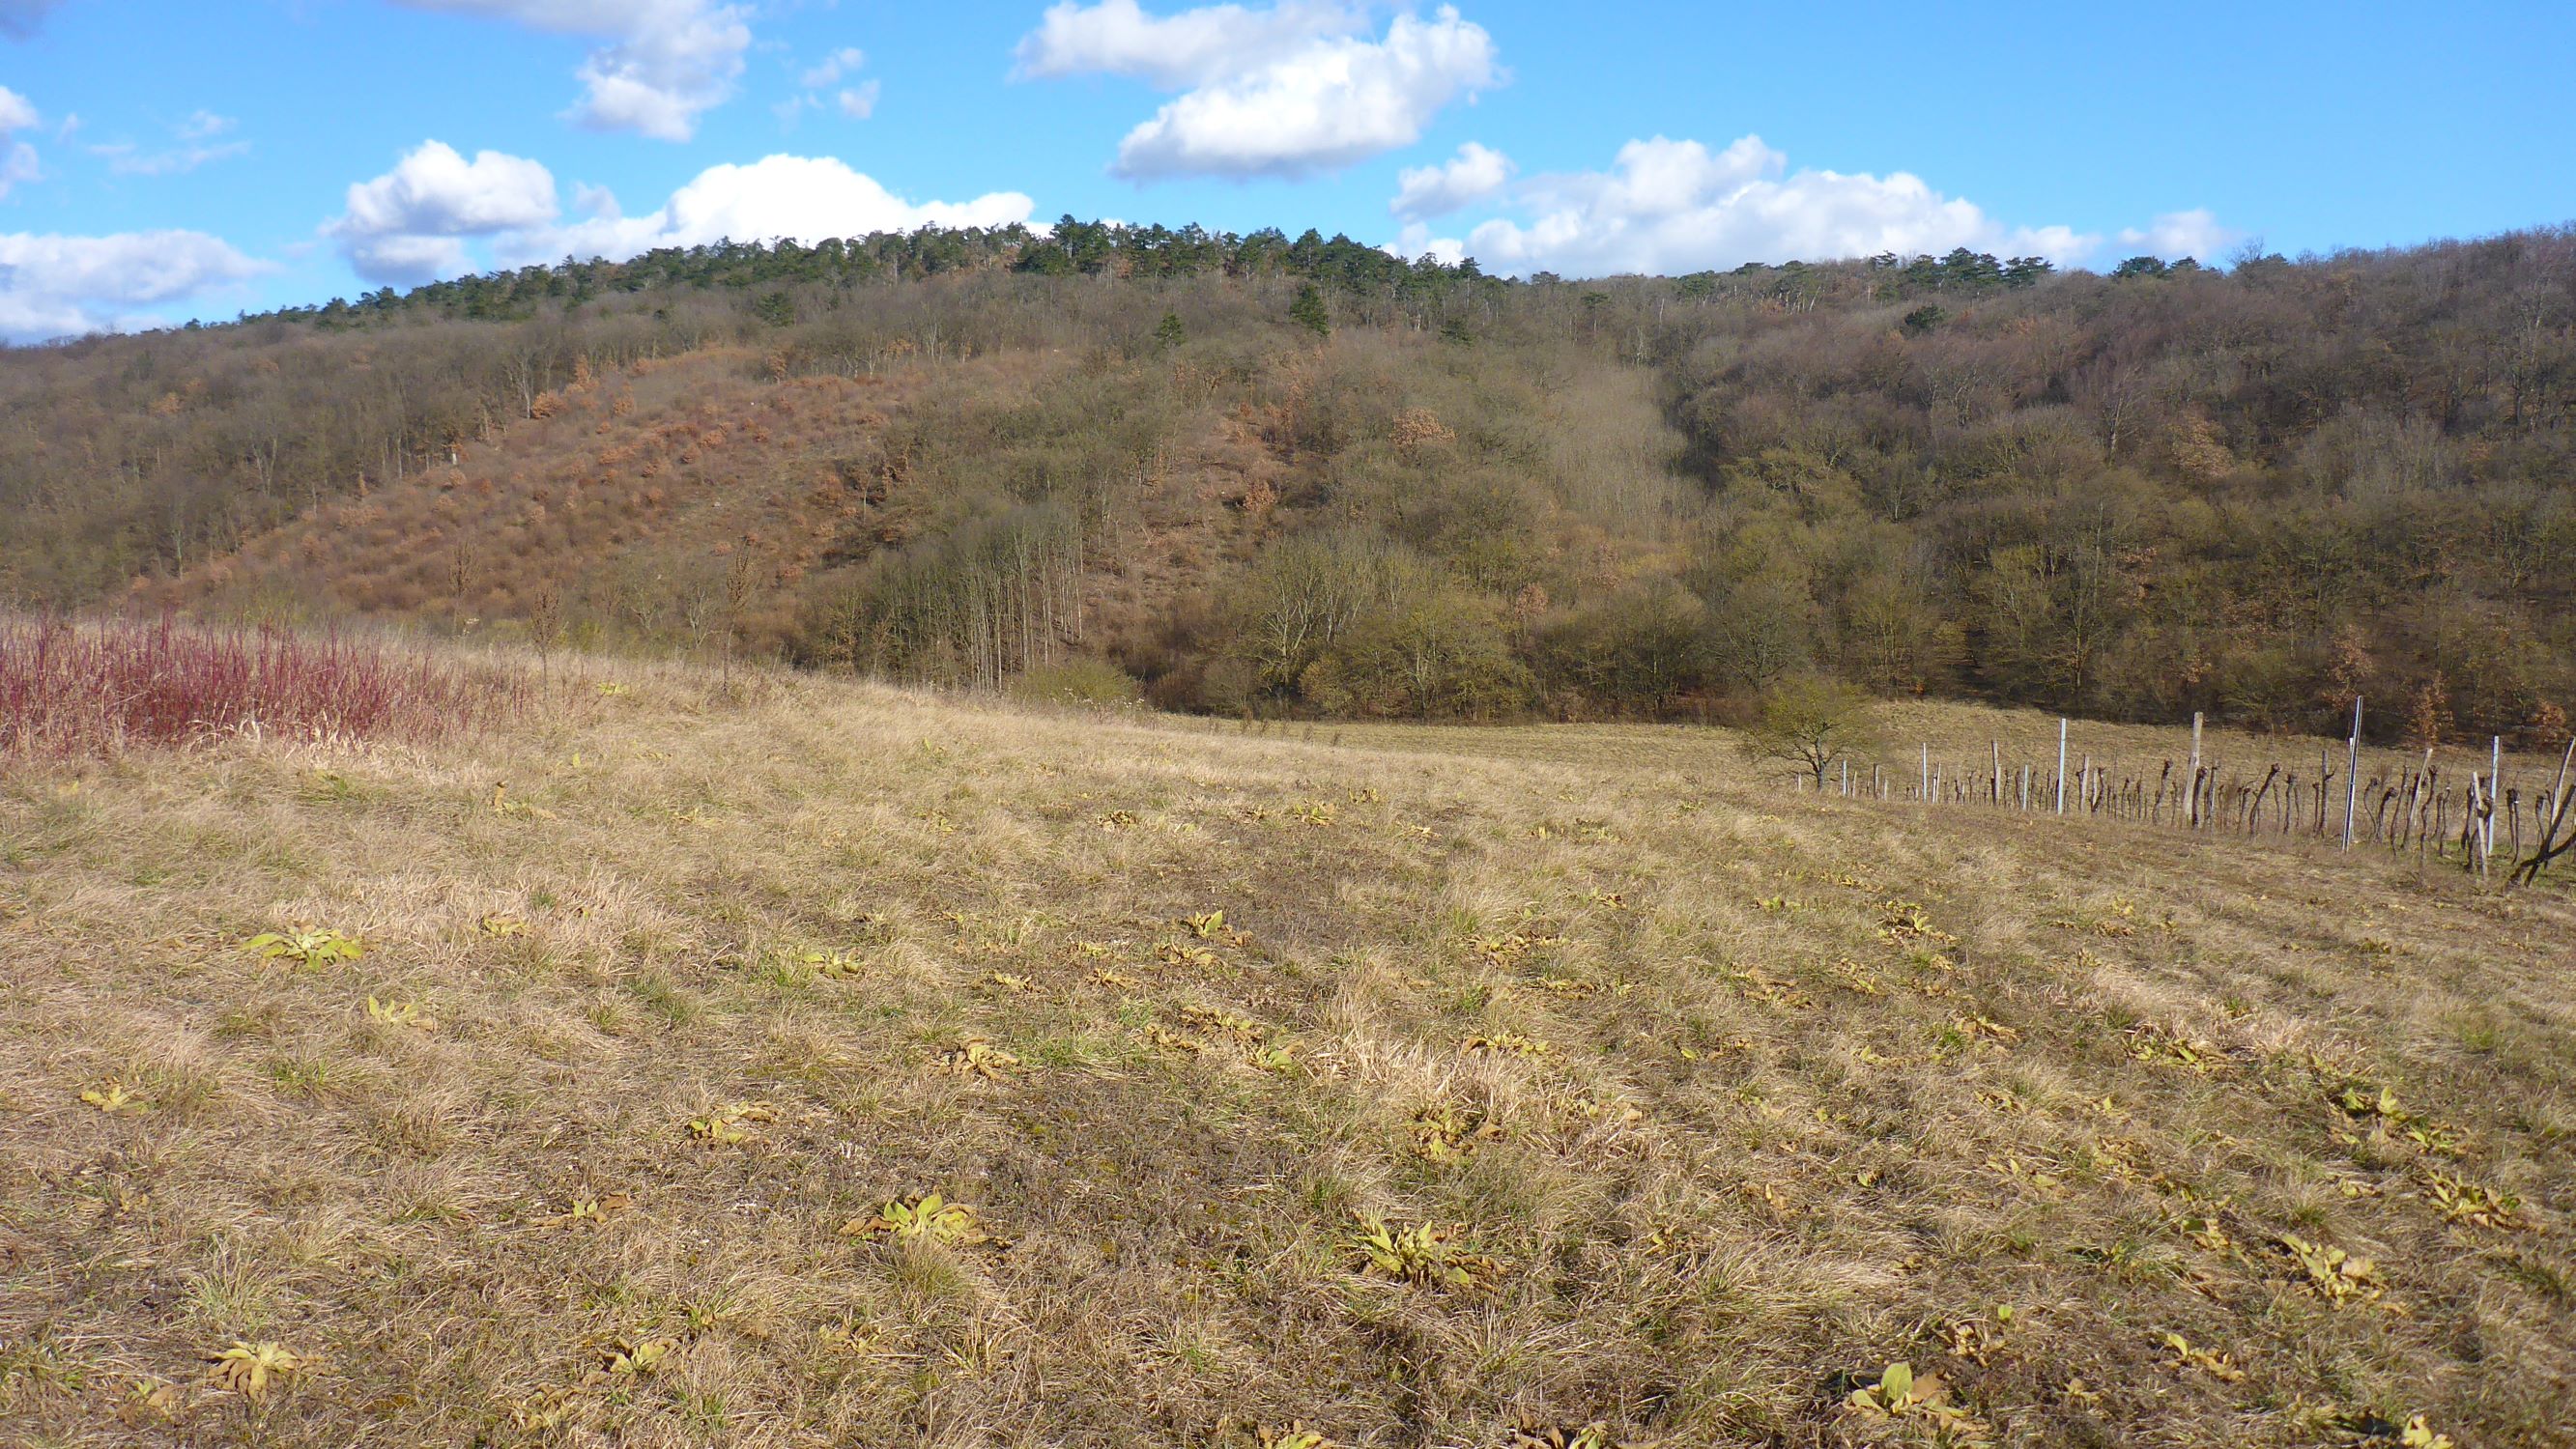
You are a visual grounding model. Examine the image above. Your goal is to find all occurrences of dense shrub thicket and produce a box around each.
[4,221,2571,741]
[0,613,516,755]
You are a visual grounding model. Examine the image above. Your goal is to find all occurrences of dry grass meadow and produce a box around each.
[3,657,2572,1447]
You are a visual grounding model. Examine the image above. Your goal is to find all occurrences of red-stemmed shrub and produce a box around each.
[1,613,521,757]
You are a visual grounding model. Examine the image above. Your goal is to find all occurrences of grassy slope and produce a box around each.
[2,665,2571,1447]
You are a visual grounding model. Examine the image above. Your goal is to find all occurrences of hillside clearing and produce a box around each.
[2,664,2570,1447]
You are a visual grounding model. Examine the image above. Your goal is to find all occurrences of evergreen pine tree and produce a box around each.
[1289,283,1331,337]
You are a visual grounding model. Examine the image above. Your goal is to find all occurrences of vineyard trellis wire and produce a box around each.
[1786,699,2576,887]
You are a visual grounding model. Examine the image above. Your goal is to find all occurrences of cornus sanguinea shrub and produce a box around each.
[0,613,518,756]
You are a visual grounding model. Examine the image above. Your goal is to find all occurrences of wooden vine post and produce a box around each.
[2055,718,2068,816]
[2188,712,2204,829]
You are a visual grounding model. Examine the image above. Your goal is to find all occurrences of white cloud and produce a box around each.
[0,85,38,199]
[326,144,1029,287]
[569,180,619,218]
[1016,1,1503,180]
[1014,0,1364,88]
[391,1,751,141]
[0,229,269,342]
[1388,222,1463,266]
[2116,209,2234,264]
[836,82,881,120]
[90,141,246,176]
[326,141,561,283]
[175,109,233,143]
[1389,140,1508,221]
[778,47,879,126]
[500,154,1034,266]
[800,46,866,89]
[334,141,559,238]
[1395,134,2103,278]
[87,111,250,177]
[340,233,472,285]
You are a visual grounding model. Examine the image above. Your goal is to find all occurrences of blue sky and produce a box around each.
[1,0,2570,339]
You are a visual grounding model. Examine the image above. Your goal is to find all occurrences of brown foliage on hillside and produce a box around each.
[6,225,2575,738]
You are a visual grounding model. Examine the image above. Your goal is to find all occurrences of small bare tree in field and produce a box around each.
[721,546,758,696]
[1740,675,1880,788]
[528,583,563,698]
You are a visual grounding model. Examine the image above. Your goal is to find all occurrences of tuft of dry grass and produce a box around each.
[1,650,2569,1446]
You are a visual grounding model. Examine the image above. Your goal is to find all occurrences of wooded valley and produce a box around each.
[4,220,2570,743]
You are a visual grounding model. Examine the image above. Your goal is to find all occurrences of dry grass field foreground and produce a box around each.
[3,662,2572,1448]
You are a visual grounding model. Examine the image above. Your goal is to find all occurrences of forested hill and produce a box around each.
[3,219,2572,743]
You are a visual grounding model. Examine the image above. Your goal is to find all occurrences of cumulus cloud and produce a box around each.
[323,143,1033,286]
[1016,1,1503,180]
[391,0,751,141]
[568,180,618,217]
[1393,133,2102,278]
[335,141,558,237]
[0,229,270,342]
[0,0,62,39]
[500,155,1034,266]
[1388,224,1463,266]
[327,141,562,284]
[347,234,477,285]
[1,85,39,198]
[1389,140,1508,221]
[2116,208,2235,263]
